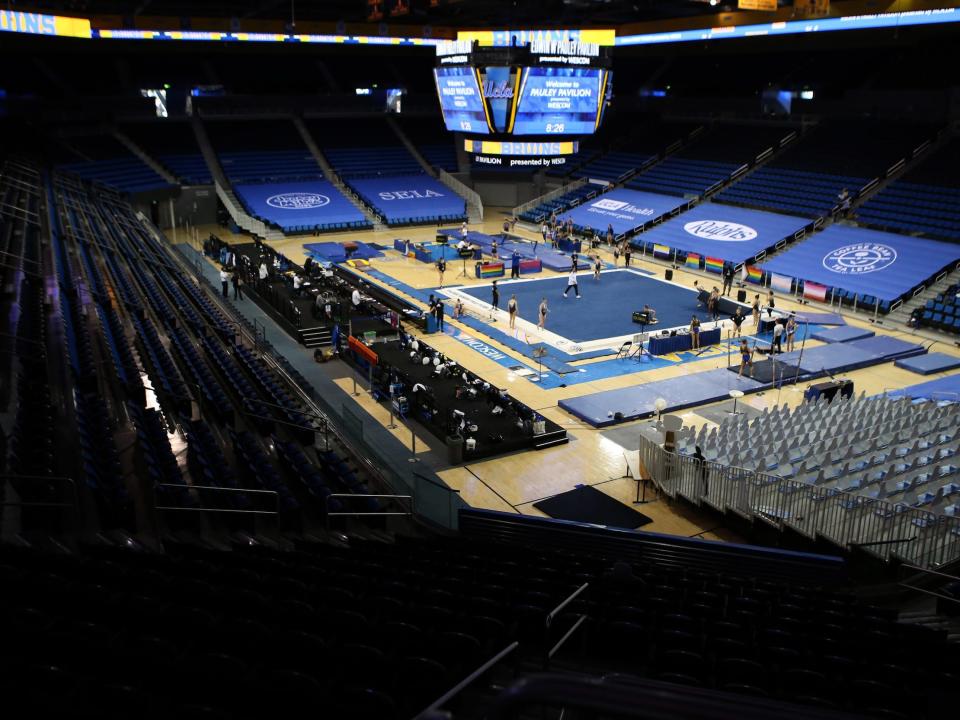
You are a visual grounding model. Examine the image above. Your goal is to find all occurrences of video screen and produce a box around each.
[513,67,606,136]
[433,66,490,135]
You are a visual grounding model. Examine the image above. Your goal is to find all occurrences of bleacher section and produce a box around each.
[715,121,937,217]
[626,124,793,199]
[57,134,174,194]
[677,394,960,520]
[206,119,322,184]
[518,182,604,224]
[122,120,212,185]
[232,180,370,234]
[1,533,956,718]
[346,175,466,226]
[395,114,458,172]
[856,136,960,241]
[917,282,960,334]
[307,117,422,178]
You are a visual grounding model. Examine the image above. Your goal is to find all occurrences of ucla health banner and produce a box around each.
[636,204,811,263]
[347,175,466,223]
[565,188,687,235]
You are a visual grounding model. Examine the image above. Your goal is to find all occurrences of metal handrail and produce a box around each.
[546,582,589,628]
[155,483,280,515]
[0,475,79,516]
[415,641,519,720]
[324,493,414,527]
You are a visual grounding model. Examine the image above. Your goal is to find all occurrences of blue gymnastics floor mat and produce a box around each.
[894,352,960,376]
[559,368,766,427]
[844,335,927,361]
[810,326,875,343]
[886,374,960,401]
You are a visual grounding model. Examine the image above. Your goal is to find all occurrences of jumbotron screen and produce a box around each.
[513,66,609,135]
[433,66,490,135]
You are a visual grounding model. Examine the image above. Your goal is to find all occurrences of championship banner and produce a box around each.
[705,256,724,273]
[770,273,793,293]
[745,266,763,284]
[685,252,701,270]
[803,281,828,302]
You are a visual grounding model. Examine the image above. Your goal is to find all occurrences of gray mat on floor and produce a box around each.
[694,398,763,426]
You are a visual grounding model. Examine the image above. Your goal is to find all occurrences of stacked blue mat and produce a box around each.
[233,180,370,234]
[894,352,960,376]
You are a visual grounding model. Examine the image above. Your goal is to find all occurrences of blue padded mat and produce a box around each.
[776,344,880,375]
[457,270,709,344]
[303,241,383,263]
[234,180,367,232]
[894,352,960,375]
[438,229,581,272]
[564,188,688,236]
[810,326,875,343]
[559,368,766,427]
[347,175,466,223]
[886,374,960,401]
[761,226,960,303]
[844,335,926,361]
[634,203,811,263]
[792,311,846,325]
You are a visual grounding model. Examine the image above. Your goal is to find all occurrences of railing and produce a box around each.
[0,475,81,533]
[154,484,280,515]
[438,169,484,220]
[640,435,960,569]
[323,493,413,528]
[414,641,520,720]
[544,582,589,671]
[898,564,960,607]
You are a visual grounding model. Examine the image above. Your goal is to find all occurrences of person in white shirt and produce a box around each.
[292,274,302,297]
[220,267,229,298]
[772,320,785,354]
[563,267,581,299]
[461,221,468,239]
[259,262,268,281]
[352,288,361,309]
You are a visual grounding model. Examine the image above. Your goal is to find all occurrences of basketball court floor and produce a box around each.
[171,209,960,543]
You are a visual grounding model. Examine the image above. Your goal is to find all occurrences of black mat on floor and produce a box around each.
[727,358,803,384]
[533,485,652,530]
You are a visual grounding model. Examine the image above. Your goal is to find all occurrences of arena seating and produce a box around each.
[57,134,175,194]
[307,117,423,178]
[122,120,212,185]
[918,283,960,334]
[714,121,937,217]
[567,119,701,182]
[856,137,960,241]
[206,119,323,184]
[0,531,955,718]
[626,124,793,198]
[518,182,605,224]
[394,115,459,172]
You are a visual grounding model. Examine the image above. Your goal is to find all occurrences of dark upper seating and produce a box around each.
[856,137,960,242]
[568,119,701,182]
[715,121,938,217]
[395,115,458,173]
[206,119,323,184]
[122,120,212,185]
[518,183,604,225]
[57,135,174,194]
[308,117,423,178]
[625,124,792,198]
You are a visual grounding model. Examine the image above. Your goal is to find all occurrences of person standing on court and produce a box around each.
[563,265,581,299]
[435,297,445,332]
[220,266,229,298]
[436,257,446,288]
[508,294,518,329]
[594,255,602,281]
[709,287,720,322]
[623,242,632,267]
[461,220,468,240]
[786,312,798,352]
[767,290,776,318]
[738,339,753,378]
[722,264,734,296]
[752,294,761,327]
[538,297,549,330]
[541,221,549,244]
[772,319,784,354]
[606,224,614,247]
[491,280,500,321]
[690,314,701,350]
[732,307,745,337]
[510,249,521,279]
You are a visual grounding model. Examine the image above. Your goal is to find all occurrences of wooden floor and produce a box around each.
[180,210,960,543]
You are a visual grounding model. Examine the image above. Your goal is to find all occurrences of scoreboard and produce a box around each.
[434,37,612,145]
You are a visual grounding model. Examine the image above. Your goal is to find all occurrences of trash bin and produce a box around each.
[446,435,464,465]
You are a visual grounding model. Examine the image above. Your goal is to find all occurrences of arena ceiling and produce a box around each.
[6,0,747,26]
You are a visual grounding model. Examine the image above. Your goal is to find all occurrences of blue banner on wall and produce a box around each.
[347,175,466,223]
